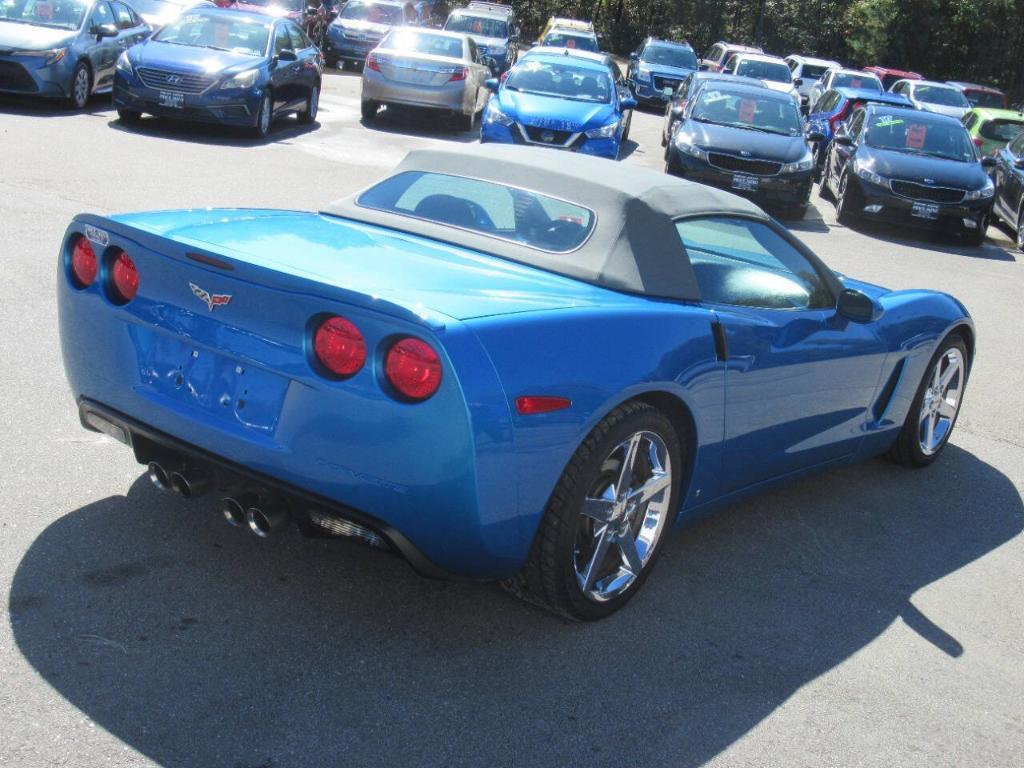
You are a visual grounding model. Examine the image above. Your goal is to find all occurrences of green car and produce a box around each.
[962,108,1024,157]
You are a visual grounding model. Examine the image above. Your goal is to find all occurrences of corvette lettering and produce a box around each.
[189,282,232,311]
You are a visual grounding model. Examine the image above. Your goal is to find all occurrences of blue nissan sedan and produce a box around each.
[113,6,321,136]
[0,0,149,109]
[480,52,636,159]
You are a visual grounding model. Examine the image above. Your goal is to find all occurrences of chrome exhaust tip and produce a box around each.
[221,497,247,527]
[147,462,170,491]
[168,468,210,499]
[246,501,289,539]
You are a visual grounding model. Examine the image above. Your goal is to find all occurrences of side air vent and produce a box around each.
[873,358,906,422]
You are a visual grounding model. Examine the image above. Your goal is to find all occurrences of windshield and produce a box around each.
[832,72,881,91]
[380,29,462,58]
[914,85,969,108]
[505,60,611,103]
[691,88,803,135]
[966,90,1005,109]
[0,0,90,30]
[801,64,829,80]
[641,44,697,69]
[979,119,1024,143]
[358,171,596,253]
[341,1,401,23]
[735,59,791,84]
[542,31,598,51]
[864,113,977,161]
[155,11,271,55]
[127,0,192,15]
[444,12,506,37]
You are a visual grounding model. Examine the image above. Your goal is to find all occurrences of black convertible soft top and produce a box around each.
[323,144,770,301]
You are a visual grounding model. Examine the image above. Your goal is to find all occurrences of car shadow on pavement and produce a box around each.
[782,202,830,233]
[9,445,1022,767]
[362,105,481,143]
[0,93,112,118]
[834,218,1017,261]
[106,113,321,147]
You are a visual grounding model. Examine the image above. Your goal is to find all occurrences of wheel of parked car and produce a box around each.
[503,401,683,621]
[621,110,632,144]
[888,334,969,467]
[665,151,684,178]
[298,83,319,125]
[1017,206,1024,252]
[461,109,476,133]
[835,170,859,225]
[964,214,988,247]
[66,61,91,111]
[784,203,808,221]
[117,108,141,125]
[325,55,338,69]
[361,100,378,122]
[254,93,273,138]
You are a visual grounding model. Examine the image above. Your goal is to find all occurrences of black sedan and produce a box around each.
[820,105,996,245]
[665,81,822,219]
[991,129,1024,251]
[660,71,765,153]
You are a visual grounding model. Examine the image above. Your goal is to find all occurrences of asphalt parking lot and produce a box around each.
[1,70,1022,768]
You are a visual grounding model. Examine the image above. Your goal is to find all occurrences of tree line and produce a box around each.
[508,0,1024,99]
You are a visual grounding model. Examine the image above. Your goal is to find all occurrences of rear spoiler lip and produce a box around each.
[68,213,451,332]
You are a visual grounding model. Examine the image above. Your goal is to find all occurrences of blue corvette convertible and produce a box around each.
[113,6,321,136]
[480,51,636,159]
[58,146,974,620]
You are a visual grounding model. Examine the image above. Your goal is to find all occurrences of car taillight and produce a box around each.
[384,337,441,401]
[828,104,848,134]
[366,53,381,72]
[313,315,366,377]
[70,235,97,288]
[108,249,138,303]
[448,67,467,82]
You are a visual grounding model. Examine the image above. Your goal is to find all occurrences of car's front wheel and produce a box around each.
[1016,205,1024,252]
[963,213,988,247]
[504,401,683,620]
[665,149,684,177]
[66,61,90,110]
[835,170,859,225]
[117,108,141,125]
[253,92,273,138]
[888,334,969,467]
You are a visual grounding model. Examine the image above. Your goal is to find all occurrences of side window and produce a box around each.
[274,24,291,54]
[962,112,975,130]
[707,44,721,63]
[288,23,305,50]
[787,58,798,73]
[89,1,113,28]
[847,109,866,139]
[677,217,833,310]
[467,37,478,63]
[109,1,133,28]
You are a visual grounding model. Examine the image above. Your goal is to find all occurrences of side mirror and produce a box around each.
[277,48,297,61]
[981,155,997,168]
[484,77,499,91]
[620,95,637,110]
[837,289,881,323]
[92,22,118,37]
[806,130,825,143]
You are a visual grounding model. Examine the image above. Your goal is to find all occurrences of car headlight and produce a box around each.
[781,152,814,173]
[19,47,67,65]
[116,51,133,76]
[221,69,259,90]
[674,135,708,161]
[485,103,514,126]
[636,68,651,83]
[855,165,886,186]
[585,120,619,139]
[965,178,995,200]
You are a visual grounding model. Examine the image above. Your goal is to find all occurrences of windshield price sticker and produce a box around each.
[84,225,109,247]
[875,116,904,128]
[850,78,862,88]
[906,123,928,148]
[739,98,757,122]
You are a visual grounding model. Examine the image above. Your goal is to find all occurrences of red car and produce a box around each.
[947,81,1008,109]
[864,66,922,91]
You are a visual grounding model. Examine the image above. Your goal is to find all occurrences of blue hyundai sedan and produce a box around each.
[480,52,636,159]
[113,6,321,136]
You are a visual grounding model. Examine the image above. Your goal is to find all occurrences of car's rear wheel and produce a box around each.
[461,108,476,132]
[503,401,683,620]
[298,82,319,124]
[888,334,969,467]
[253,92,273,138]
[66,62,90,110]
[117,108,141,125]
[361,99,378,122]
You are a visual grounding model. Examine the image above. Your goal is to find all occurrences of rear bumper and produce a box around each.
[361,70,468,114]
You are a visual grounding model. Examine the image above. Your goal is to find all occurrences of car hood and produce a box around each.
[132,39,264,75]
[332,18,391,37]
[681,120,807,162]
[859,145,989,189]
[112,209,640,320]
[0,21,77,50]
[497,89,616,132]
[916,101,969,119]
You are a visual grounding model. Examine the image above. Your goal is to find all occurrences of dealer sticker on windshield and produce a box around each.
[84,225,108,247]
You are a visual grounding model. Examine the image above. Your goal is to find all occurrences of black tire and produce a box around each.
[361,99,378,122]
[963,213,988,247]
[253,92,273,138]
[887,334,969,467]
[665,149,684,177]
[66,61,91,110]
[502,401,684,621]
[835,170,859,225]
[621,110,631,144]
[297,82,319,125]
[117,108,141,125]
[783,203,808,221]
[325,56,338,69]
[461,108,476,132]
[1016,206,1024,252]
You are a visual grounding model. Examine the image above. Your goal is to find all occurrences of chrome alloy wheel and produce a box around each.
[918,347,965,455]
[574,431,673,602]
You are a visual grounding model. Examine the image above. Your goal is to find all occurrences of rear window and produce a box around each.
[967,90,1006,109]
[800,64,829,80]
[380,29,463,58]
[980,119,1024,143]
[357,172,596,253]
[832,72,881,91]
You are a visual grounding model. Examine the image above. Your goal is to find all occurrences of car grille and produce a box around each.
[889,180,965,204]
[0,60,36,92]
[136,67,215,94]
[524,125,574,145]
[653,76,680,92]
[708,152,781,176]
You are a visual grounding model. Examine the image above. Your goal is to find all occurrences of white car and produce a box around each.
[784,54,840,108]
[889,79,971,119]
[806,68,883,113]
[724,53,800,105]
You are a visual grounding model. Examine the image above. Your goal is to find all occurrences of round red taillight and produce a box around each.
[384,337,442,401]
[313,316,366,377]
[109,249,138,303]
[70,236,97,288]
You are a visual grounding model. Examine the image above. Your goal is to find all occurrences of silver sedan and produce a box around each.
[361,27,492,131]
